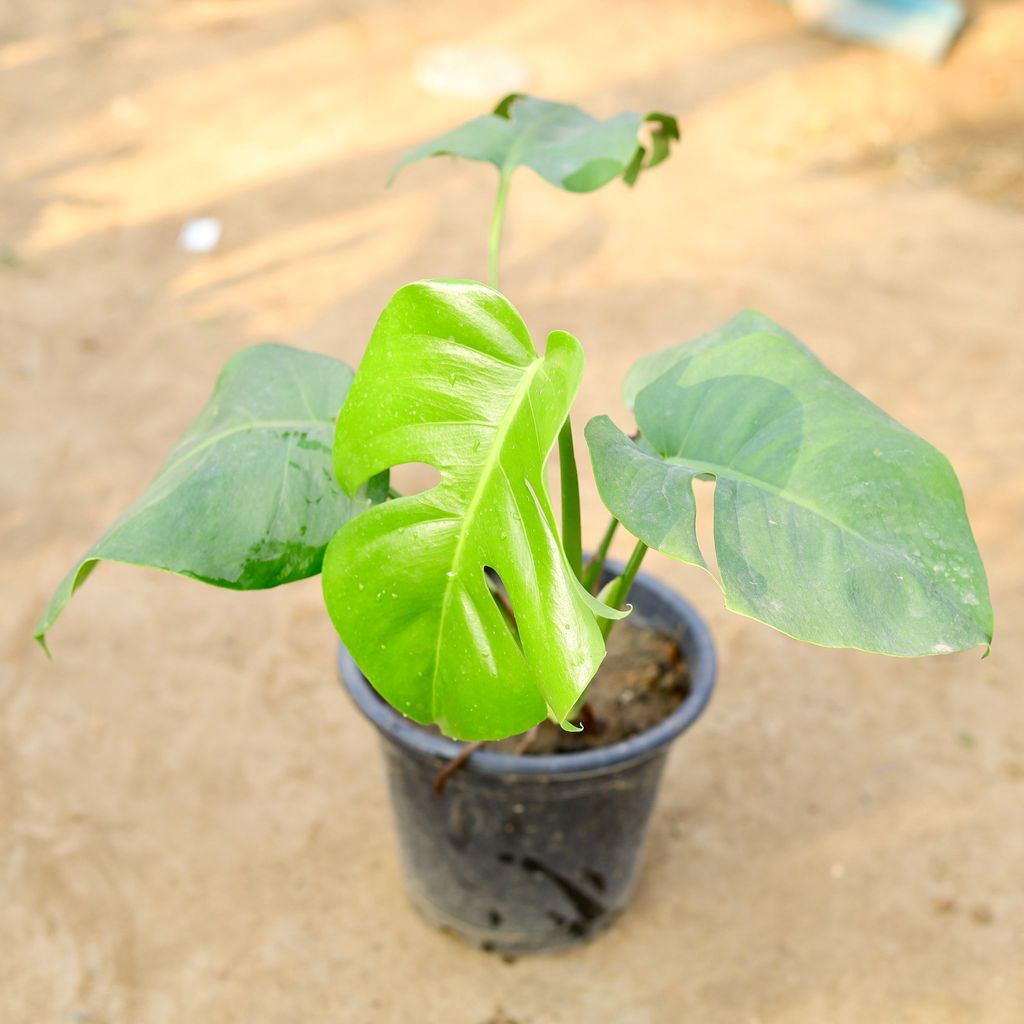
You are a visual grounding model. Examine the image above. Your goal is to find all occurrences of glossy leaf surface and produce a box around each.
[391,93,679,193]
[322,280,621,741]
[36,344,381,650]
[587,313,992,656]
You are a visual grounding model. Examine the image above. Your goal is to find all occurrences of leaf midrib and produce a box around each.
[666,453,911,563]
[115,418,330,528]
[431,358,544,720]
[659,450,984,640]
[171,418,329,470]
[667,450,984,632]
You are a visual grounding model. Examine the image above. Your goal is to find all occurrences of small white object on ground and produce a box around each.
[109,95,148,129]
[177,217,222,254]
[413,45,529,100]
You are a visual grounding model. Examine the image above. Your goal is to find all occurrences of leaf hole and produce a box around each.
[483,566,523,653]
[388,462,441,497]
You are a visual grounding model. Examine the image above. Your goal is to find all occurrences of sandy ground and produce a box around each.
[2,1,1023,1021]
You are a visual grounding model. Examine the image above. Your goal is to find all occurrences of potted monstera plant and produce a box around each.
[37,95,992,955]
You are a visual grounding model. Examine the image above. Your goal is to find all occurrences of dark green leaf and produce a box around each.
[322,280,622,741]
[391,93,678,193]
[586,313,992,656]
[36,344,381,650]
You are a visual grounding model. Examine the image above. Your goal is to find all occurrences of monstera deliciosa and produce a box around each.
[586,312,992,656]
[322,280,622,741]
[36,92,992,745]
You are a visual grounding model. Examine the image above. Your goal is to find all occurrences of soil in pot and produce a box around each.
[493,620,691,754]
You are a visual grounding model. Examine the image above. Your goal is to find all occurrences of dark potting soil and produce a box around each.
[492,619,691,756]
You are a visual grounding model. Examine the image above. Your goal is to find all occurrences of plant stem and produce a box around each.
[558,418,583,580]
[488,172,512,290]
[433,741,485,794]
[599,539,649,639]
[581,518,619,593]
[386,485,402,500]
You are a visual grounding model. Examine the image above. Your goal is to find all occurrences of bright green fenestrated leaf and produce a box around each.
[586,313,992,657]
[322,279,623,741]
[390,93,679,193]
[36,344,383,651]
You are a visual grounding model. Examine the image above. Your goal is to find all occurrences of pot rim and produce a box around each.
[336,563,716,778]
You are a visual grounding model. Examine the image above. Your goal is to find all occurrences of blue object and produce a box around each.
[789,0,967,62]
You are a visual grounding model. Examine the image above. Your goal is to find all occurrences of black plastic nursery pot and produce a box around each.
[337,565,717,955]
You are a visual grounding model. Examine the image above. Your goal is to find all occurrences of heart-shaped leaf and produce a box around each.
[322,280,622,741]
[391,93,679,193]
[586,313,992,656]
[36,344,382,651]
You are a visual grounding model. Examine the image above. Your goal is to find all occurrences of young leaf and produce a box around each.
[586,314,992,657]
[391,93,679,193]
[36,344,383,650]
[322,280,623,742]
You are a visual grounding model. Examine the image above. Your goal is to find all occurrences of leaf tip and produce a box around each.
[492,92,524,118]
[34,631,52,660]
[557,715,583,734]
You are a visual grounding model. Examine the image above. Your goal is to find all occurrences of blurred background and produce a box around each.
[2,1,1022,1021]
